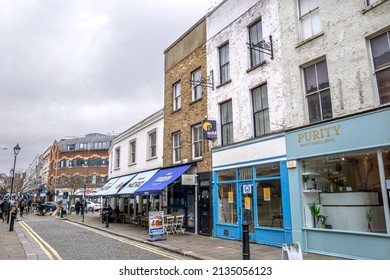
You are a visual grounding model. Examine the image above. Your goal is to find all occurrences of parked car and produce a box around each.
[70,201,101,212]
[44,201,58,213]
[86,201,102,212]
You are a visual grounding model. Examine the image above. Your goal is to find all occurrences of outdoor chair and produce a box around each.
[173,215,185,234]
[164,215,175,235]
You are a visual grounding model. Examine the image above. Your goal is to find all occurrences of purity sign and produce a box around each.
[298,125,340,147]
[286,109,390,159]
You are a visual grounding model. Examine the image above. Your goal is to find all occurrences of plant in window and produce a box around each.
[308,202,320,227]
[302,174,310,190]
[317,214,328,228]
[366,208,373,232]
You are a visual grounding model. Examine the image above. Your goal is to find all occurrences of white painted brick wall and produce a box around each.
[207,0,287,147]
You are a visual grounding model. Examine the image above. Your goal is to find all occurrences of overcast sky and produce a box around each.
[0,0,222,175]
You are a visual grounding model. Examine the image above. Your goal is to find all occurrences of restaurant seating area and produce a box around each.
[106,212,185,234]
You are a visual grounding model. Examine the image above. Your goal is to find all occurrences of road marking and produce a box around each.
[65,221,183,260]
[19,221,63,260]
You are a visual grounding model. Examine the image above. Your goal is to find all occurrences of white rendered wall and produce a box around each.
[109,109,164,178]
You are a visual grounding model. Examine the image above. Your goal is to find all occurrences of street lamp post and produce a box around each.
[10,143,21,198]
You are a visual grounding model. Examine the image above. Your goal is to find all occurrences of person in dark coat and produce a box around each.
[1,198,11,223]
[75,201,81,215]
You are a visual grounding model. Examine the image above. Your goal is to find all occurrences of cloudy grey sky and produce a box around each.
[0,0,222,174]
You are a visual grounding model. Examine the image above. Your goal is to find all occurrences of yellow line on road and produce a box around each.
[20,221,63,260]
[66,221,182,260]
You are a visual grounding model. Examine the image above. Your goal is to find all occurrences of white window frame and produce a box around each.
[172,131,181,164]
[219,43,230,84]
[220,100,233,146]
[129,139,136,165]
[114,147,120,169]
[370,31,390,105]
[192,124,203,160]
[148,130,157,159]
[248,19,264,68]
[191,68,202,101]
[252,84,270,137]
[298,0,321,40]
[173,81,182,111]
[303,59,333,123]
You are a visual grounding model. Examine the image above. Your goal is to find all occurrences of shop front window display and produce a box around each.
[301,148,389,233]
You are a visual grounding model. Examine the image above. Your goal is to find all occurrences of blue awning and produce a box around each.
[134,164,192,196]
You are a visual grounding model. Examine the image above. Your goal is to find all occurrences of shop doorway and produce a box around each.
[198,184,212,235]
[167,184,195,233]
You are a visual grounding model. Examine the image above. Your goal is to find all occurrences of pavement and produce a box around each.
[0,211,345,260]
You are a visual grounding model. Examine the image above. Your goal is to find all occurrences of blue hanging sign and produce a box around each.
[202,120,217,139]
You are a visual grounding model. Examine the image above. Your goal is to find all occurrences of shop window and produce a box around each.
[239,167,253,180]
[301,149,388,233]
[218,183,237,224]
[256,180,283,228]
[256,163,280,178]
[370,31,390,104]
[218,169,236,181]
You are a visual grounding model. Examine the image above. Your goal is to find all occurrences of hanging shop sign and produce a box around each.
[202,120,217,139]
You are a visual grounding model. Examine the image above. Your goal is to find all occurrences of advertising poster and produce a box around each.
[148,211,164,236]
[264,187,271,201]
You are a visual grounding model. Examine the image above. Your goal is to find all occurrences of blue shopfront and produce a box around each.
[212,134,292,246]
[286,108,390,259]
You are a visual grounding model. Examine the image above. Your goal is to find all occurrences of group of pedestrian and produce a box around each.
[0,197,32,223]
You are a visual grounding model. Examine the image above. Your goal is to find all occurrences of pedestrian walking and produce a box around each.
[1,198,11,223]
[19,199,26,219]
[75,201,81,215]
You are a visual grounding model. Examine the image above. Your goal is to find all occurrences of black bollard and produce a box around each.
[60,207,63,218]
[242,221,250,260]
[9,211,16,232]
[105,211,109,228]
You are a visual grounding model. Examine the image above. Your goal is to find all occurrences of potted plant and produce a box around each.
[302,174,310,190]
[366,208,373,232]
[317,214,328,228]
[308,202,320,228]
[334,178,345,192]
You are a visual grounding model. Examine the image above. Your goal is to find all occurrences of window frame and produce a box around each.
[114,147,120,169]
[252,84,270,137]
[191,68,202,101]
[148,129,157,159]
[173,81,182,111]
[303,59,333,123]
[219,43,230,84]
[248,19,264,68]
[298,0,321,40]
[129,139,136,165]
[192,123,203,160]
[172,131,181,164]
[220,100,233,146]
[370,31,390,104]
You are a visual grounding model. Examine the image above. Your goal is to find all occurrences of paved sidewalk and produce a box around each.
[0,212,345,260]
[0,217,26,260]
[64,213,344,260]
